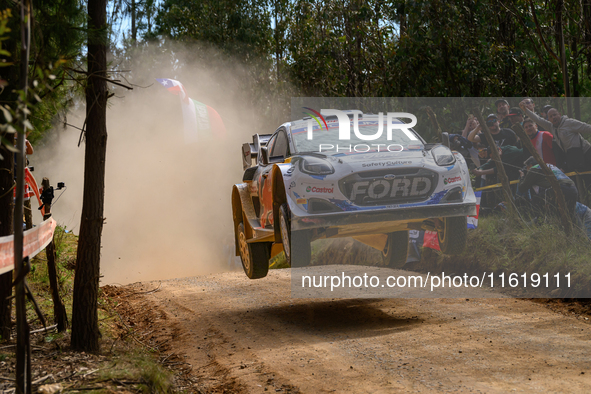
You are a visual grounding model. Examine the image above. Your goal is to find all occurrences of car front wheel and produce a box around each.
[279,203,311,267]
[382,231,409,269]
[437,216,467,255]
[237,223,270,279]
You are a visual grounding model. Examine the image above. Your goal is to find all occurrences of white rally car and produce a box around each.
[231,111,477,279]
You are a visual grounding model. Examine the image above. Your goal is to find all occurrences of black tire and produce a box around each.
[279,203,311,267]
[382,231,409,268]
[237,223,270,279]
[437,216,467,255]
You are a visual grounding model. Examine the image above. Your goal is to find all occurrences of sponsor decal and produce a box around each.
[361,160,412,168]
[350,177,432,201]
[306,185,334,194]
[443,176,462,185]
[296,198,307,204]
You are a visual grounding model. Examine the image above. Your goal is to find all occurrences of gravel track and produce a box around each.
[116,269,591,393]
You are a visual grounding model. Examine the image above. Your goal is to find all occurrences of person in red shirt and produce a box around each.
[523,118,556,166]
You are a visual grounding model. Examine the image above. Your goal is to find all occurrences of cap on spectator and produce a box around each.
[486,113,497,121]
[541,105,553,114]
[508,107,523,117]
[495,99,510,107]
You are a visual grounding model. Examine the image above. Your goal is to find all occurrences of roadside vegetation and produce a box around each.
[0,226,181,393]
[271,215,591,298]
[429,215,591,298]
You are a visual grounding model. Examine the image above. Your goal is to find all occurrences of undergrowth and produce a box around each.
[3,225,179,393]
[430,215,591,297]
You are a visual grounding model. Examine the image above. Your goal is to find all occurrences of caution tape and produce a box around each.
[474,170,591,192]
[0,217,57,275]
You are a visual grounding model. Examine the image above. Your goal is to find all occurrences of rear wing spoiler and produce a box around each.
[242,133,272,170]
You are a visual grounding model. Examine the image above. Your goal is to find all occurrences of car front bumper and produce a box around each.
[290,201,477,234]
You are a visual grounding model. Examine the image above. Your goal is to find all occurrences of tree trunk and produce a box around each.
[71,0,108,353]
[131,0,136,44]
[0,135,14,342]
[570,18,581,120]
[584,0,591,78]
[556,0,572,117]
[473,109,515,216]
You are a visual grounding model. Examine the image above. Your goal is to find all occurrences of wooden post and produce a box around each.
[41,178,68,332]
[511,123,573,235]
[424,106,443,142]
[472,109,515,216]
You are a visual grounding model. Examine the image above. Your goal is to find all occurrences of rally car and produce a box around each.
[231,111,477,279]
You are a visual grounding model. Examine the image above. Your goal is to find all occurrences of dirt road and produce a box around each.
[110,269,591,393]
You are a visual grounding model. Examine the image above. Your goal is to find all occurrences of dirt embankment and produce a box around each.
[107,269,591,393]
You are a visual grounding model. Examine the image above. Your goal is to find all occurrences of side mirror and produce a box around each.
[260,147,269,165]
[242,143,252,170]
[441,132,450,148]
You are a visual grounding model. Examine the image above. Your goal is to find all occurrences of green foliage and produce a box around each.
[445,215,591,297]
[156,0,273,62]
[150,0,591,100]
[97,351,174,393]
[0,0,85,144]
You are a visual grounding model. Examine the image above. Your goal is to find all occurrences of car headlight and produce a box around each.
[299,156,335,175]
[431,145,455,166]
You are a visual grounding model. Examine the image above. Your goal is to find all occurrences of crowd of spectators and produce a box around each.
[454,98,591,239]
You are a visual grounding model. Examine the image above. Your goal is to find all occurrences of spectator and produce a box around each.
[467,114,519,148]
[450,133,480,167]
[471,145,524,182]
[517,156,578,217]
[540,105,553,121]
[574,202,591,240]
[522,98,536,114]
[507,107,524,127]
[461,115,478,139]
[522,118,556,166]
[537,104,553,131]
[520,100,591,172]
[495,99,512,129]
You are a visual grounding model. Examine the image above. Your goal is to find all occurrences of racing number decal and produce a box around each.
[258,169,274,228]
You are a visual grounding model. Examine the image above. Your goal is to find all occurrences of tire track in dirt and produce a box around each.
[110,270,591,393]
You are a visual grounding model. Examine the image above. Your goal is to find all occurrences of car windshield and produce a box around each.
[290,118,424,154]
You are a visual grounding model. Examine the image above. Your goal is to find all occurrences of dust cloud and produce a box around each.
[30,42,290,284]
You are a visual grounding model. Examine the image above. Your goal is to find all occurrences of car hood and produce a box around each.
[308,149,436,173]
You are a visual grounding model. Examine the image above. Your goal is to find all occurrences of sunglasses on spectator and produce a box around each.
[524,100,533,104]
[486,119,497,125]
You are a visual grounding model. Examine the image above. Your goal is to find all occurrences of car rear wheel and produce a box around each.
[237,223,270,279]
[279,203,311,267]
[382,231,409,269]
[437,216,467,255]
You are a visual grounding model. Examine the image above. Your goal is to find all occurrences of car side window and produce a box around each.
[260,134,277,165]
[271,130,289,158]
